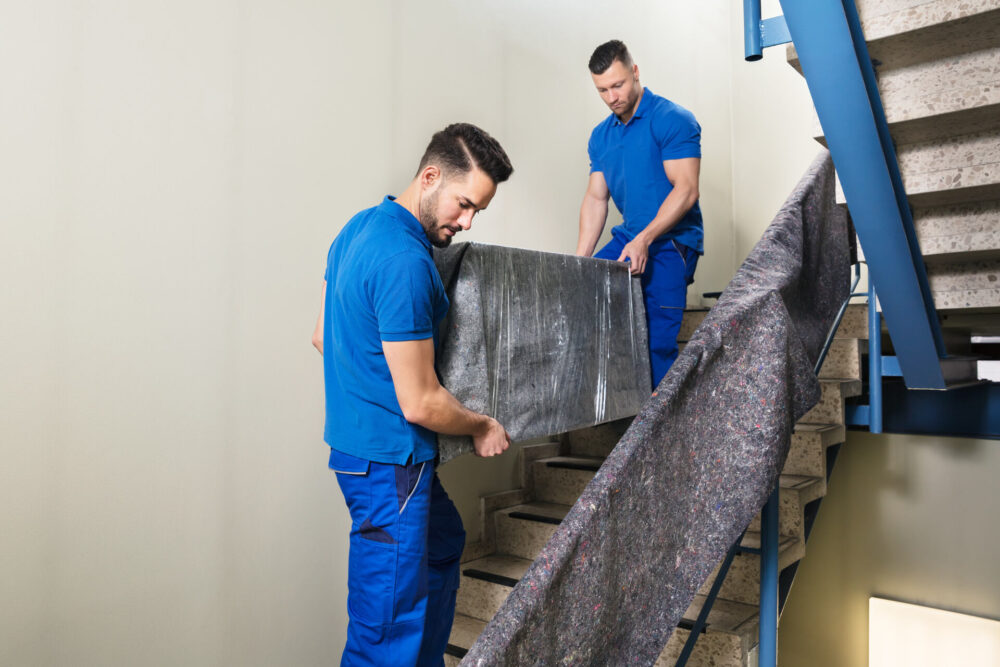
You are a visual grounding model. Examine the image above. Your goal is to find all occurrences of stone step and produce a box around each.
[748,474,826,540]
[679,308,710,341]
[564,417,631,458]
[457,554,532,621]
[799,378,863,425]
[926,258,1000,311]
[493,502,567,561]
[449,595,757,667]
[835,303,869,340]
[794,18,1000,146]
[444,613,484,666]
[819,338,863,380]
[853,0,1000,44]
[915,201,1000,263]
[894,129,1000,208]
[784,423,845,479]
[532,455,603,505]
[697,534,805,607]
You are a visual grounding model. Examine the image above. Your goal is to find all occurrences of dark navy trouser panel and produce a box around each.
[332,451,464,667]
[595,234,699,389]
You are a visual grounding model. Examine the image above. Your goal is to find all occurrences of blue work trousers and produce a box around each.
[331,450,465,667]
[595,233,699,389]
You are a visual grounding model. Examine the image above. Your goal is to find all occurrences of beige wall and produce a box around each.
[779,433,1000,666]
[1,2,736,665]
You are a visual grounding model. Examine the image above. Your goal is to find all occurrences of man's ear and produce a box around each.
[633,63,640,81]
[419,165,442,193]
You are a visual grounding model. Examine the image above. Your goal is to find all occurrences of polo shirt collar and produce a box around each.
[380,195,431,250]
[614,86,653,126]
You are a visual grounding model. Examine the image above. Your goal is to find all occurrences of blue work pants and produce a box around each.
[332,451,465,667]
[595,233,699,389]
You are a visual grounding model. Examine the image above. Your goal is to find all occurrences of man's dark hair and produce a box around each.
[416,123,513,184]
[589,39,633,74]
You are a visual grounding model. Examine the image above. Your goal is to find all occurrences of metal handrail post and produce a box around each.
[869,282,883,433]
[759,486,779,666]
[744,0,762,60]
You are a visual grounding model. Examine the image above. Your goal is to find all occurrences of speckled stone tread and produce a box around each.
[835,303,869,339]
[927,259,1000,309]
[696,534,804,604]
[784,424,845,478]
[895,129,1000,207]
[460,153,849,665]
[819,338,863,380]
[531,456,604,505]
[457,555,533,621]
[493,503,567,561]
[799,379,863,424]
[747,475,825,539]
[916,201,1000,262]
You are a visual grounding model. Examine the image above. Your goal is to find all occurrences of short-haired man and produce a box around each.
[312,123,514,666]
[576,40,703,389]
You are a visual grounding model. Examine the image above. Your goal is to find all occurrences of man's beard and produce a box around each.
[419,190,452,248]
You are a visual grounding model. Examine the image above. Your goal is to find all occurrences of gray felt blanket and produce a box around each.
[459,151,849,665]
[433,244,651,464]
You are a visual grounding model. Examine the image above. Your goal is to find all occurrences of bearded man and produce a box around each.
[312,123,513,666]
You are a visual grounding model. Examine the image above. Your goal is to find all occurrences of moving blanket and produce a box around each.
[433,244,651,464]
[462,151,849,665]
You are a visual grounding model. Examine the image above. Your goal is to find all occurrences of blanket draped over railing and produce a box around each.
[461,151,849,665]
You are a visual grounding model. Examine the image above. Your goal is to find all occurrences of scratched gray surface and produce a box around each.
[433,244,651,464]
[461,151,849,665]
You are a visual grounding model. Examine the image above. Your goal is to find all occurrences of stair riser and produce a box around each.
[748,488,805,539]
[916,201,1000,261]
[656,627,747,667]
[783,431,828,479]
[800,382,851,425]
[532,463,595,505]
[494,514,557,561]
[835,304,869,340]
[566,419,630,458]
[456,577,511,622]
[698,553,778,608]
[818,338,862,380]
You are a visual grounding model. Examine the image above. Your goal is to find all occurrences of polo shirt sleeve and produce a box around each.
[654,108,702,161]
[368,251,438,342]
[587,128,603,174]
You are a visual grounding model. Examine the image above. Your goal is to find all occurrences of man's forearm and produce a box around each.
[576,195,608,256]
[401,384,492,438]
[634,184,698,246]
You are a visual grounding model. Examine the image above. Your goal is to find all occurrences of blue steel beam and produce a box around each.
[778,0,947,389]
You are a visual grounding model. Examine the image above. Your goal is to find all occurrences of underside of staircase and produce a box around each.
[791,0,1000,340]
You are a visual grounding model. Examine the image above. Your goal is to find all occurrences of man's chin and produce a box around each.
[431,236,453,249]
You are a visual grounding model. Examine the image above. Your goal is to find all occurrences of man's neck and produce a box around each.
[617,85,644,124]
[394,181,421,220]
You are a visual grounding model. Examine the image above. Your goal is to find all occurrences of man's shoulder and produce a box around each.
[646,92,699,126]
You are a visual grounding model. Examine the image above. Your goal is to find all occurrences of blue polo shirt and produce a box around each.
[322,196,449,465]
[588,87,704,254]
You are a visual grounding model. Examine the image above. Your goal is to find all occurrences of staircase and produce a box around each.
[443,304,866,666]
[790,0,1000,338]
